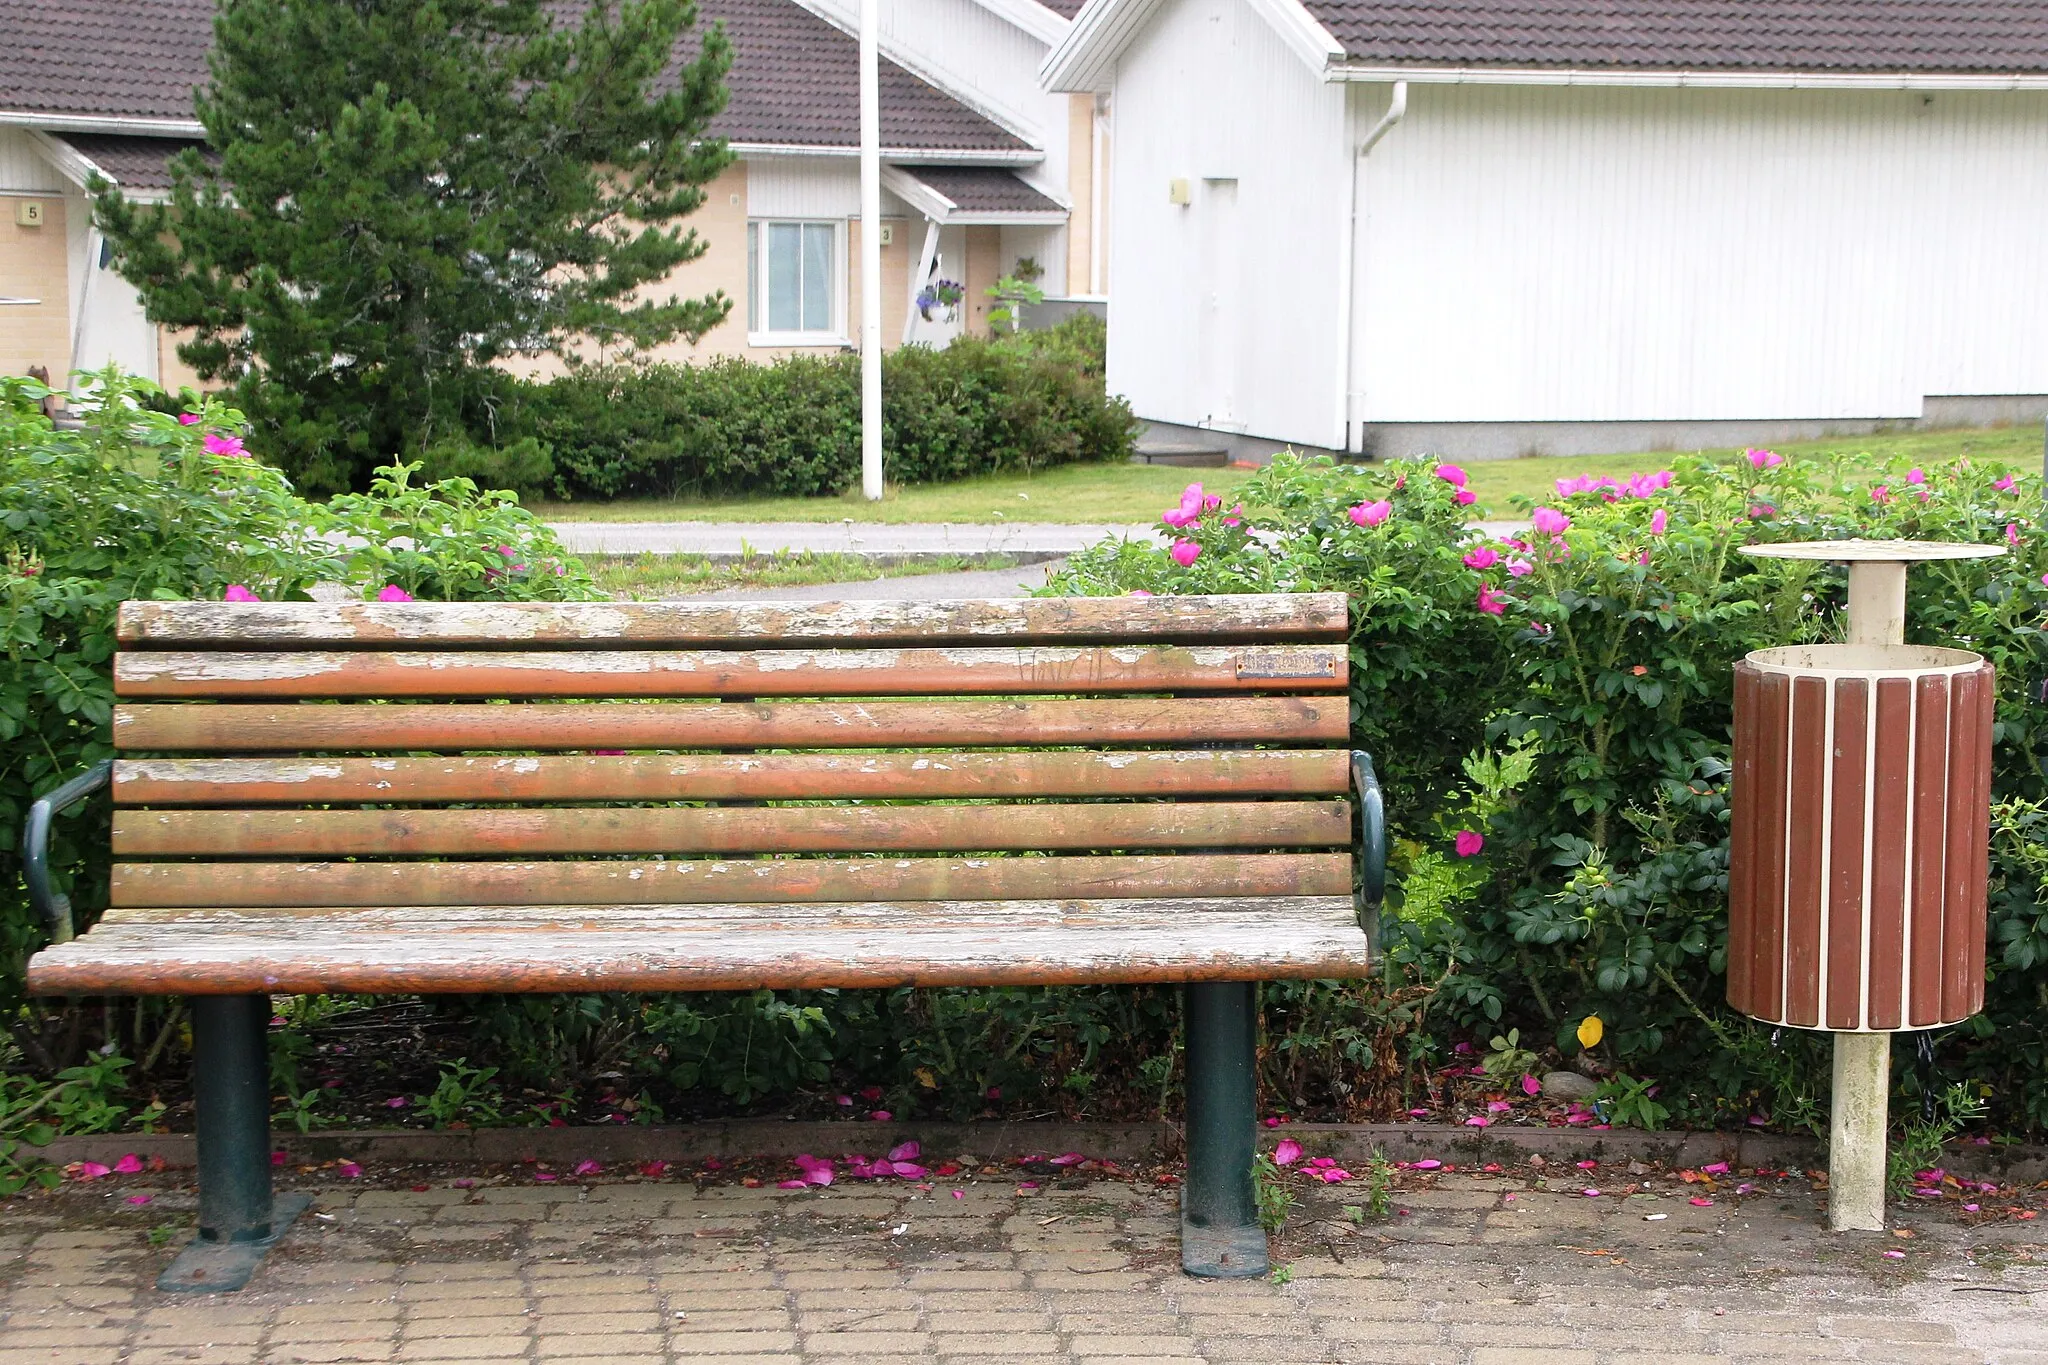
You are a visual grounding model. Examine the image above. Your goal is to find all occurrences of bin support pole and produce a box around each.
[1829,559,1907,1233]
[1829,1032,1891,1231]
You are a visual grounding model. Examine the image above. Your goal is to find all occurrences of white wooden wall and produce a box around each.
[1105,0,1348,447]
[746,157,864,218]
[1352,83,2048,424]
[0,128,68,194]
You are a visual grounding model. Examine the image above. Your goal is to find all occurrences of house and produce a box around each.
[1044,0,2048,460]
[0,0,1110,391]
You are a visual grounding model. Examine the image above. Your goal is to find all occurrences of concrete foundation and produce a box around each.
[1144,396,2048,466]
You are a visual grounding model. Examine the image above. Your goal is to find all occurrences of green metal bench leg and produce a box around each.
[159,994,309,1293]
[1181,981,1267,1278]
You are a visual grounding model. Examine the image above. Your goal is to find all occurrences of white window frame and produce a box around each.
[746,218,848,347]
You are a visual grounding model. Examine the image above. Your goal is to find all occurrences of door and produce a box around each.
[1197,177,1241,430]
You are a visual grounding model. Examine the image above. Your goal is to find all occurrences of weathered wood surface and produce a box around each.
[114,750,1352,805]
[118,595,1351,647]
[114,696,1352,752]
[112,800,1353,857]
[27,897,1371,994]
[114,644,1349,700]
[108,852,1355,908]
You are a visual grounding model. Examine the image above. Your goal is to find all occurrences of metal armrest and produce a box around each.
[21,760,112,944]
[1351,751,1387,954]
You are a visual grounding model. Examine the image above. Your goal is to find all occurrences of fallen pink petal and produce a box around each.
[125,1194,154,1205]
[1273,1139,1303,1167]
[113,1154,143,1174]
[1521,1075,1541,1096]
[571,1160,602,1177]
[888,1141,921,1162]
[337,1161,363,1179]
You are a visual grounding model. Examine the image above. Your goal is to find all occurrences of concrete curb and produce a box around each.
[37,1121,2048,1182]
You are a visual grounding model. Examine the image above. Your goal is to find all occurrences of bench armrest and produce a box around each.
[21,760,112,945]
[1351,751,1387,954]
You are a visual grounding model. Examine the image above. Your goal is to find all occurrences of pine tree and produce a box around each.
[98,0,732,492]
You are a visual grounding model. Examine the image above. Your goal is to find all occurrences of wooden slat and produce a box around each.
[108,852,1354,908]
[113,800,1353,857]
[26,896,1371,994]
[114,750,1351,805]
[113,644,1348,700]
[114,696,1351,752]
[117,594,1351,647]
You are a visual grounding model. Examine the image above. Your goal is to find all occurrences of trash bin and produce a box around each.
[1727,643,1994,1033]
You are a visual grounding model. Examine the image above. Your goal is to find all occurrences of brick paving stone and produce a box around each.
[1467,1351,1598,1365]
[1825,1315,1959,1342]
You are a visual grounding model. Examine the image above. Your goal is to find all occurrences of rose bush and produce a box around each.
[1,370,596,1082]
[1050,447,2048,1134]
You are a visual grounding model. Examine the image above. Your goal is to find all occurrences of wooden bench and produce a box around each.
[25,592,1382,1288]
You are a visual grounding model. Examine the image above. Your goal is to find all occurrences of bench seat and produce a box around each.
[27,895,1365,995]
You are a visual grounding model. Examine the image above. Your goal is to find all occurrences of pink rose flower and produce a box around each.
[1744,448,1783,470]
[1530,507,1571,536]
[1169,539,1201,567]
[1463,546,1500,570]
[1454,830,1485,858]
[376,585,415,602]
[1476,585,1507,617]
[1455,489,1477,505]
[2007,523,2021,546]
[203,433,248,458]
[1994,474,2018,492]
[1127,589,1153,598]
[1348,499,1392,527]
[178,413,201,426]
[1905,467,1925,485]
[1162,483,1208,528]
[1435,464,1469,487]
[223,585,259,602]
[1506,558,1533,577]
[1649,509,1668,535]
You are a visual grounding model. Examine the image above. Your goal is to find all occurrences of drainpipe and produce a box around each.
[1331,80,1406,455]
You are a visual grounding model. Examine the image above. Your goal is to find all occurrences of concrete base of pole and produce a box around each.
[1828,1031,1891,1232]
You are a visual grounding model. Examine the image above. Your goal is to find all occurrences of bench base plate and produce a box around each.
[1181,1217,1269,1278]
[157,1193,313,1294]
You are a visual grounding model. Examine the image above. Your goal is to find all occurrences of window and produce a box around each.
[747,220,841,340]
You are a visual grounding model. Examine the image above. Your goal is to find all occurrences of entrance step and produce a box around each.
[1131,444,1230,468]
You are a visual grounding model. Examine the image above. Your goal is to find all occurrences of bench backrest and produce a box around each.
[108,594,1356,941]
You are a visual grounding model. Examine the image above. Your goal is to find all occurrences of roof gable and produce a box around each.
[1045,0,2048,90]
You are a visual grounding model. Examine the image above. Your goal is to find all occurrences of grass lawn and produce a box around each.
[533,424,2043,525]
[585,550,1020,597]
[531,462,1260,525]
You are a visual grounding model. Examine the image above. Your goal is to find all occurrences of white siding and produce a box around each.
[1352,84,2048,423]
[0,128,68,194]
[747,157,863,218]
[1106,0,1348,446]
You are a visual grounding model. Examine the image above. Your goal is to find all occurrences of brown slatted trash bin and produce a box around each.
[1728,644,1995,1033]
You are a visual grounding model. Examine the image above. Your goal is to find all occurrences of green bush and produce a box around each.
[1052,448,2048,1135]
[515,314,1136,500]
[0,369,596,1078]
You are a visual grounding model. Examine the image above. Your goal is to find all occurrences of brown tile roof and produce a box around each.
[0,0,1030,154]
[56,134,202,190]
[0,0,211,122]
[693,0,1028,150]
[897,165,1063,212]
[1305,1,2048,73]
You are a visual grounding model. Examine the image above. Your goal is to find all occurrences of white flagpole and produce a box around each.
[858,0,883,500]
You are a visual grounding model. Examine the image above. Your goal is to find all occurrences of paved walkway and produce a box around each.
[5,1158,2045,1364]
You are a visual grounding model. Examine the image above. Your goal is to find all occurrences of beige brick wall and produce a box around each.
[847,216,911,355]
[1,196,72,381]
[962,224,1001,337]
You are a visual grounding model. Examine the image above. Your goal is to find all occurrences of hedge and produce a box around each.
[497,314,1136,501]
